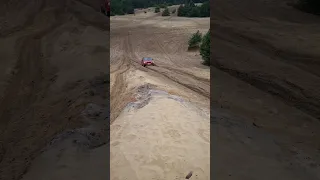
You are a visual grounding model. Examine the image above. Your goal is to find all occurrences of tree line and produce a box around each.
[177,1,209,17]
[110,0,208,16]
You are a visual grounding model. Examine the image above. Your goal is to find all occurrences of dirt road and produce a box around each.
[0,0,109,179]
[211,0,320,179]
[110,9,210,180]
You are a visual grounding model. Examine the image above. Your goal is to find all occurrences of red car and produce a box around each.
[100,0,110,16]
[141,57,155,67]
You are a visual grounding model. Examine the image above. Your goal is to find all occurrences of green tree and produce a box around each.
[177,1,209,17]
[110,0,210,16]
[177,5,186,16]
[162,7,170,16]
[188,30,202,48]
[199,1,210,17]
[111,0,134,15]
[155,6,160,13]
[200,30,210,66]
[110,0,123,15]
[188,0,196,7]
[183,3,194,16]
[159,3,168,8]
[111,0,210,15]
[188,7,200,17]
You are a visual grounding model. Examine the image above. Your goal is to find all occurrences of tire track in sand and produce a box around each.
[0,37,50,128]
[0,36,56,180]
[152,27,209,82]
[111,15,210,122]
[110,33,135,123]
[118,28,210,99]
[147,65,210,98]
[146,29,210,98]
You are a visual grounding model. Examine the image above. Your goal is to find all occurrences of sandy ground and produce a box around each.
[110,8,210,180]
[211,0,320,179]
[111,90,210,180]
[0,0,109,179]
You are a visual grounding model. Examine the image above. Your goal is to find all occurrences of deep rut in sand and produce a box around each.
[0,36,58,180]
[110,34,135,123]
[0,37,48,125]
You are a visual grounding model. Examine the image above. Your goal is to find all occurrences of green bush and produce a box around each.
[177,5,184,16]
[188,30,202,49]
[126,7,135,14]
[162,8,170,16]
[159,3,167,8]
[200,30,210,66]
[155,6,160,13]
[188,7,200,17]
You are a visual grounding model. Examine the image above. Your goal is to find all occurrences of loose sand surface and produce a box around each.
[111,90,210,180]
[110,7,210,180]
